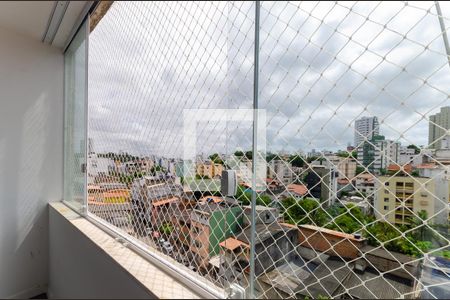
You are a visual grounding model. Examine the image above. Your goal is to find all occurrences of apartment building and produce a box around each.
[399,146,422,166]
[226,155,267,189]
[429,106,450,149]
[307,149,318,158]
[375,171,449,226]
[417,151,450,222]
[434,135,450,164]
[354,116,380,148]
[87,154,115,183]
[304,165,338,205]
[373,139,400,170]
[358,135,400,173]
[130,176,184,233]
[189,200,243,270]
[268,159,294,186]
[196,161,223,179]
[313,156,357,180]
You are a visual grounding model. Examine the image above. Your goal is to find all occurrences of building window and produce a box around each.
[384,189,389,194]
[384,198,389,202]
[384,182,389,186]
[384,206,389,210]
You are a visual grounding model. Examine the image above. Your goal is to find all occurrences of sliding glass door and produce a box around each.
[63,19,88,214]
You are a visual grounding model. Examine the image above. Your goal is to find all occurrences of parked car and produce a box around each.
[157,238,173,254]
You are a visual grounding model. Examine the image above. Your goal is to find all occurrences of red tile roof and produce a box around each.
[219,237,249,250]
[353,173,375,182]
[387,164,412,173]
[299,224,364,241]
[416,163,438,169]
[287,184,308,196]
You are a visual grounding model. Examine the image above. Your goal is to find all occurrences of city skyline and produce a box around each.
[87,111,439,161]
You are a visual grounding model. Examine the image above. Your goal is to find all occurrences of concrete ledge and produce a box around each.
[48,202,202,299]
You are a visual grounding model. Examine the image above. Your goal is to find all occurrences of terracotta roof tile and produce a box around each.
[219,237,249,251]
[287,184,308,196]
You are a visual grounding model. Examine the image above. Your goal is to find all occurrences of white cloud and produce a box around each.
[88,1,450,157]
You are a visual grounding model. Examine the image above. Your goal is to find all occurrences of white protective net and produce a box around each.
[87,1,450,299]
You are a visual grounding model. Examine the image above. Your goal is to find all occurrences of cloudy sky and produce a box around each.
[88,1,450,158]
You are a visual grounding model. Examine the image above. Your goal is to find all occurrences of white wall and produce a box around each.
[0,26,63,298]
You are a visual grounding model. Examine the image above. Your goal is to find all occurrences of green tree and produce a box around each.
[326,204,366,234]
[245,151,253,160]
[365,221,400,249]
[235,185,251,205]
[435,250,450,258]
[289,154,306,167]
[281,197,329,226]
[407,144,421,154]
[234,151,244,157]
[150,165,162,174]
[340,190,349,197]
[355,166,365,175]
[365,220,431,257]
[357,191,367,198]
[236,185,272,207]
[209,153,224,164]
[257,194,272,207]
[117,171,145,185]
[159,223,174,235]
[337,151,350,158]
[266,152,279,162]
[307,156,320,163]
[410,210,428,241]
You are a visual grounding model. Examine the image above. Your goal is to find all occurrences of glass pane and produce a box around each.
[87,2,255,298]
[64,19,88,213]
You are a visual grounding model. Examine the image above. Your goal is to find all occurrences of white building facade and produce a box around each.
[354,116,380,148]
[373,139,400,170]
[268,159,294,186]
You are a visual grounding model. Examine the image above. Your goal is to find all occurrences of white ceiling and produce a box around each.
[0,1,88,48]
[53,1,88,48]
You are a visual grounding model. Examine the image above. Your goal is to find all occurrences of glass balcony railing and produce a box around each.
[63,1,450,299]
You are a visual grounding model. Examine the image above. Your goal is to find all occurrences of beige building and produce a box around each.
[268,159,294,185]
[313,156,357,180]
[196,161,223,179]
[335,157,357,180]
[353,173,375,196]
[375,175,449,226]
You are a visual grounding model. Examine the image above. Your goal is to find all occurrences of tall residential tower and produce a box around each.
[429,106,450,149]
[354,116,380,147]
